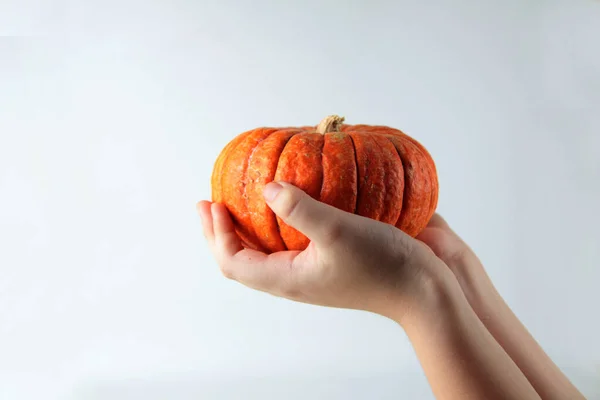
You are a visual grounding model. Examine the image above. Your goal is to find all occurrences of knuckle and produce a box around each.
[446,246,470,266]
[385,224,415,262]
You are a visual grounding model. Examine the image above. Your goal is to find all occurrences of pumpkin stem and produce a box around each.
[316,115,345,134]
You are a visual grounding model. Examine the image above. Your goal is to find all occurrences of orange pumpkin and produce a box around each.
[211,115,439,253]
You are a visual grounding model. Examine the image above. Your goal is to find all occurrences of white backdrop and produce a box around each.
[1,1,599,399]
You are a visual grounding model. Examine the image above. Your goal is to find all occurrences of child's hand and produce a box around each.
[197,182,449,322]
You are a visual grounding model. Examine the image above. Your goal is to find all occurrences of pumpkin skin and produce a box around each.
[211,115,438,253]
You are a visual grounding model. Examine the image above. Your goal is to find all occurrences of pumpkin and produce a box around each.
[211,115,438,253]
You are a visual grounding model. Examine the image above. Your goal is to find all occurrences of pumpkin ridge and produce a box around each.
[212,130,252,203]
[383,135,405,226]
[274,132,325,249]
[346,132,360,214]
[271,132,300,250]
[216,130,255,248]
[374,135,388,221]
[371,133,404,224]
[222,128,274,250]
[389,130,438,217]
[386,134,433,236]
[417,144,437,223]
[350,131,389,220]
[404,135,438,228]
[317,133,326,211]
[319,131,358,218]
[242,129,281,249]
[248,129,298,252]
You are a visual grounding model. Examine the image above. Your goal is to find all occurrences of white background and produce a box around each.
[1,0,599,399]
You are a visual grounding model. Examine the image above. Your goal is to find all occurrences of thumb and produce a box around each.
[263,181,346,247]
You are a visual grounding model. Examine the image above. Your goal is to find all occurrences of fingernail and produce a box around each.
[263,182,283,202]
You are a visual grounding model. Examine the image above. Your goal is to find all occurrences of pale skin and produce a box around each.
[197,182,585,400]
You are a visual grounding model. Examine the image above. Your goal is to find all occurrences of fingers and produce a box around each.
[417,214,474,268]
[263,182,346,247]
[426,213,452,231]
[197,200,214,244]
[211,202,244,258]
[199,199,306,297]
[223,249,305,298]
[197,200,244,259]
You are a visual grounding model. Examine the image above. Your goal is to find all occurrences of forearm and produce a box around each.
[456,260,585,400]
[399,272,540,400]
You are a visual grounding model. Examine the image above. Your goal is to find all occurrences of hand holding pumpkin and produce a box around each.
[197,181,448,323]
[197,115,585,398]
[202,115,444,322]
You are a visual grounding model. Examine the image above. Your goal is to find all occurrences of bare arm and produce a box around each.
[418,215,585,400]
[396,271,541,400]
[199,185,553,399]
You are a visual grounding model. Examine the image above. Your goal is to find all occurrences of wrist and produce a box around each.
[386,261,462,327]
[392,268,544,400]
[444,250,500,312]
[396,265,479,345]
